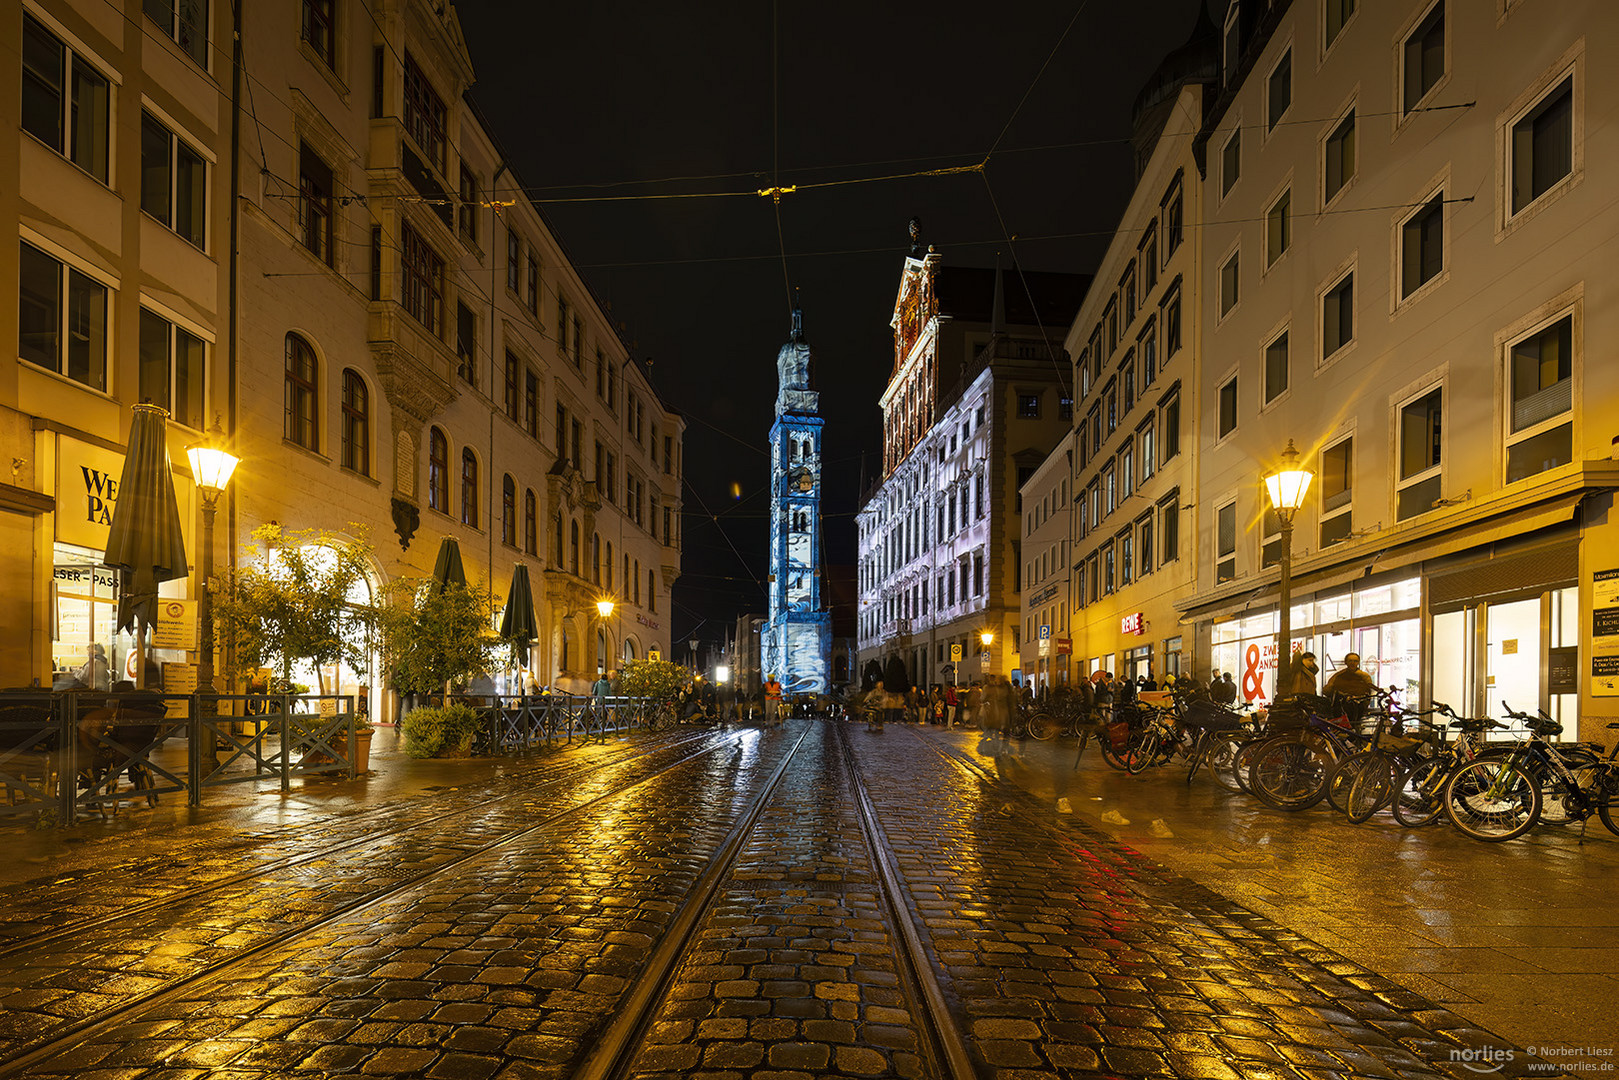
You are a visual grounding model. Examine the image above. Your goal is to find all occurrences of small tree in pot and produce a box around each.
[378,578,496,757]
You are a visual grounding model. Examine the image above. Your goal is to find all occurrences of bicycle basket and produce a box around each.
[1106,719,1131,754]
[1372,729,1424,755]
[1183,699,1244,732]
[1265,700,1309,730]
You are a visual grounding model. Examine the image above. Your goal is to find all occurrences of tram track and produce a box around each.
[0,728,718,963]
[0,729,741,1078]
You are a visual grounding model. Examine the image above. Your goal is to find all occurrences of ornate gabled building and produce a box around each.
[857,236,1088,689]
[762,309,830,696]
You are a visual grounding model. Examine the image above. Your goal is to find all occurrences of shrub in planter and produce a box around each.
[402,703,481,758]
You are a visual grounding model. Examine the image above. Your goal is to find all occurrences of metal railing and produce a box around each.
[409,693,655,753]
[0,690,363,823]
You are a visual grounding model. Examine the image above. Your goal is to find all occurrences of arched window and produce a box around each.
[501,474,516,546]
[285,333,318,450]
[524,489,537,554]
[569,519,580,574]
[427,427,449,512]
[605,542,613,589]
[592,533,601,584]
[460,448,478,527]
[340,369,369,474]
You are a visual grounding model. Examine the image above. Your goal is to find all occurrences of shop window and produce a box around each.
[1323,272,1354,359]
[1216,501,1237,583]
[340,369,369,475]
[1510,75,1573,216]
[1401,194,1445,298]
[1325,108,1356,203]
[141,110,207,249]
[427,426,448,512]
[284,333,318,450]
[460,447,479,528]
[1218,377,1238,439]
[1397,387,1443,519]
[1268,49,1292,131]
[1506,315,1573,482]
[21,15,110,182]
[1266,189,1291,266]
[1403,3,1445,114]
[1320,437,1353,546]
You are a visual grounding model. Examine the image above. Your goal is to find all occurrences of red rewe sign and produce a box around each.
[1120,613,1144,636]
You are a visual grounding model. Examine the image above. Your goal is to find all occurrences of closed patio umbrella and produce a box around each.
[102,403,188,688]
[499,564,538,668]
[431,536,466,593]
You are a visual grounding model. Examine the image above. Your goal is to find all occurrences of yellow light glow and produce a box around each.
[1264,439,1314,513]
[186,440,240,493]
[980,630,994,646]
[596,598,615,618]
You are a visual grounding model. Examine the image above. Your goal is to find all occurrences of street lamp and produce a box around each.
[185,425,239,697]
[595,597,615,674]
[1264,439,1313,696]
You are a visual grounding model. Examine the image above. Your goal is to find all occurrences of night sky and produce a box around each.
[456,0,1210,652]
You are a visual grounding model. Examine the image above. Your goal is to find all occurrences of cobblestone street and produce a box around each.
[0,719,1611,1078]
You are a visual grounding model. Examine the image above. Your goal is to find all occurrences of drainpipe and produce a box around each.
[489,160,508,678]
[224,0,244,685]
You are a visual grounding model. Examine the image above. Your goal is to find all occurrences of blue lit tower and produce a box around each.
[762,307,831,696]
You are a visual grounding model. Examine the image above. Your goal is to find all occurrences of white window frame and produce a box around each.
[1261,320,1291,410]
[1317,254,1358,371]
[138,296,213,430]
[1219,121,1242,201]
[1215,371,1240,443]
[1215,498,1238,585]
[1392,374,1448,522]
[1264,181,1293,272]
[1319,429,1356,545]
[1265,42,1294,139]
[1217,241,1241,323]
[1494,286,1581,487]
[20,6,119,185]
[17,232,117,396]
[1395,0,1448,126]
[1496,43,1583,237]
[1392,169,1451,311]
[1138,416,1156,482]
[139,98,214,251]
[1320,92,1359,210]
[1322,0,1358,60]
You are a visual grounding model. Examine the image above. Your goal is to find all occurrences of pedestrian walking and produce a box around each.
[944,682,959,726]
[764,675,783,725]
[880,656,907,729]
[1280,652,1320,697]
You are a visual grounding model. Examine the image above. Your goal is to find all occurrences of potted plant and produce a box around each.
[377,577,496,757]
[399,701,482,758]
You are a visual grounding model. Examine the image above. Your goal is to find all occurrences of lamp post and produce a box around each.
[596,596,615,675]
[980,629,994,678]
[184,426,240,697]
[1263,439,1313,696]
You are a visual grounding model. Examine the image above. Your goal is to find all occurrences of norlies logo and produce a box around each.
[1451,1048,1514,1073]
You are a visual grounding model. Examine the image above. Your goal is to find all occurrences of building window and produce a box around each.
[302,0,335,69]
[1506,315,1573,482]
[21,15,110,182]
[1266,189,1290,266]
[1105,380,1118,433]
[1397,387,1443,520]
[1139,417,1156,480]
[975,472,985,519]
[1401,194,1444,298]
[1121,531,1133,586]
[1104,462,1117,516]
[1015,392,1041,419]
[973,552,983,597]
[299,143,334,266]
[1323,272,1354,359]
[1161,390,1181,461]
[1139,320,1157,388]
[401,222,444,336]
[1325,108,1356,203]
[1059,394,1073,421]
[18,241,108,392]
[1121,442,1135,500]
[402,52,446,171]
[458,164,479,245]
[284,333,318,450]
[1320,437,1353,546]
[507,230,522,292]
[525,369,540,439]
[1403,3,1445,114]
[1139,515,1155,576]
[1103,544,1116,594]
[138,309,205,429]
[1161,492,1180,563]
[1268,49,1292,131]
[1221,128,1240,197]
[1265,331,1289,403]
[428,427,448,512]
[556,295,570,355]
[455,302,476,386]
[1122,264,1137,324]
[1217,377,1238,439]
[570,520,579,575]
[1510,76,1573,216]
[524,489,537,554]
[1162,182,1183,259]
[504,351,521,423]
[1325,0,1356,50]
[339,369,369,474]
[502,475,516,547]
[527,248,540,315]
[1162,288,1182,356]
[573,316,583,368]
[460,447,479,527]
[1216,501,1237,583]
[1219,250,1239,317]
[1261,506,1283,569]
[1140,230,1158,295]
[1122,355,1137,415]
[141,110,206,248]
[144,0,208,68]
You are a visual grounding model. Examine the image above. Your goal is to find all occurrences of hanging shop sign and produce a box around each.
[1056,637,1072,655]
[1120,612,1145,636]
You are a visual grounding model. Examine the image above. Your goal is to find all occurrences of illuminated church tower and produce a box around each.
[762,307,831,696]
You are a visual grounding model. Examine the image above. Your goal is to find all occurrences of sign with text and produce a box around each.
[949,643,962,662]
[1120,612,1145,636]
[1593,568,1619,696]
[150,599,197,651]
[162,662,197,718]
[55,434,195,553]
[1056,637,1072,656]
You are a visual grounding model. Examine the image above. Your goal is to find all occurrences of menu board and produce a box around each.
[1594,568,1619,697]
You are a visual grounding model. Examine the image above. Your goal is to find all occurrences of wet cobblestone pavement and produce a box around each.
[0,719,1591,1078]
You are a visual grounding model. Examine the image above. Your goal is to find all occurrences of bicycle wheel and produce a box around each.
[1126,731,1163,775]
[1027,712,1059,741]
[1598,772,1619,836]
[1248,737,1335,811]
[1345,754,1395,824]
[1528,749,1599,826]
[1326,751,1377,816]
[1391,760,1448,827]
[1206,734,1248,792]
[1443,758,1542,841]
[1099,730,1134,771]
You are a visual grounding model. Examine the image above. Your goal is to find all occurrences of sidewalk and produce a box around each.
[943,727,1619,1068]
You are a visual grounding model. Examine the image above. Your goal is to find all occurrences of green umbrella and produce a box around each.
[102,404,188,685]
[431,536,466,594]
[499,564,538,665]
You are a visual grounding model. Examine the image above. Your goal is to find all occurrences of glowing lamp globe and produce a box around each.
[1264,440,1313,518]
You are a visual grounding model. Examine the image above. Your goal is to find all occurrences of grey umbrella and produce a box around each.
[431,536,466,593]
[499,564,538,666]
[103,404,189,687]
